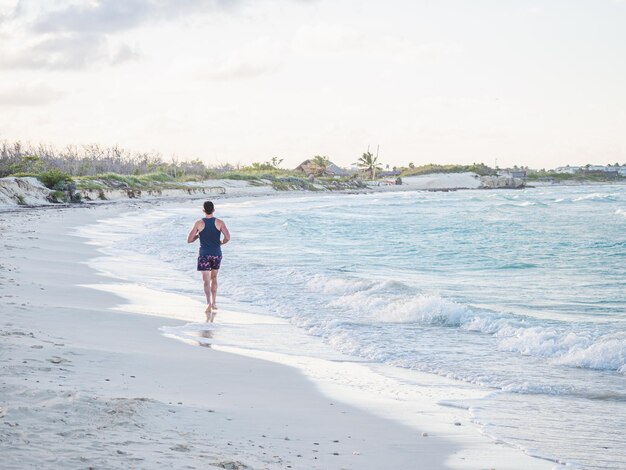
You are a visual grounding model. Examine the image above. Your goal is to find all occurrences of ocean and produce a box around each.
[79,184,626,469]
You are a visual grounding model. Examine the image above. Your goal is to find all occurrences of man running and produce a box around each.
[187,201,230,322]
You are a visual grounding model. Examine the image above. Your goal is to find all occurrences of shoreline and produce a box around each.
[3,173,626,213]
[1,197,556,468]
[1,172,523,210]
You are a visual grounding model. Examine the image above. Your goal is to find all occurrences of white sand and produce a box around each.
[0,200,555,469]
[398,173,482,190]
[0,172,487,210]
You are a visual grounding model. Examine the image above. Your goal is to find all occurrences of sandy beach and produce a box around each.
[0,198,557,469]
[2,0,624,466]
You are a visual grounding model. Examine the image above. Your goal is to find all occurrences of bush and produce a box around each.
[78,171,174,188]
[221,172,261,181]
[38,169,73,189]
[48,190,68,203]
[400,163,496,177]
[138,172,174,183]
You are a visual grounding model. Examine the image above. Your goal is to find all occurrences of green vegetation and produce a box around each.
[527,171,623,182]
[245,157,284,171]
[357,151,382,179]
[38,169,73,189]
[2,154,44,175]
[400,163,495,177]
[76,171,174,188]
[271,177,321,191]
[48,190,68,203]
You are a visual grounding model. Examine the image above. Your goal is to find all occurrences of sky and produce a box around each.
[0,0,625,170]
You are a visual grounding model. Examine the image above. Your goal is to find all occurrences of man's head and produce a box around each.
[203,201,215,215]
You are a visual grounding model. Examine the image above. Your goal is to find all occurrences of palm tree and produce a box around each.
[357,151,382,179]
[309,155,329,177]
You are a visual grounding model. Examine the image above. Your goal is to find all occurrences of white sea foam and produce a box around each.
[306,274,374,295]
[573,192,615,202]
[374,294,473,326]
[77,185,626,470]
[307,274,626,374]
[551,331,626,373]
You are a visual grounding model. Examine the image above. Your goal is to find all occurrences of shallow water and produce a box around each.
[82,185,626,469]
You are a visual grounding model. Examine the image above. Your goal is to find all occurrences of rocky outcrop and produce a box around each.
[77,186,226,201]
[0,177,228,208]
[400,172,482,190]
[0,177,52,207]
[479,175,526,189]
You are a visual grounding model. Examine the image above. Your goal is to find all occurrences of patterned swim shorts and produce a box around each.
[197,255,222,271]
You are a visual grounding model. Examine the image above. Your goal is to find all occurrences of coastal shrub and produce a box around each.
[175,174,205,182]
[3,155,44,177]
[270,177,322,191]
[8,172,38,178]
[74,179,106,190]
[271,180,291,191]
[526,171,623,182]
[138,172,174,183]
[38,169,73,189]
[220,169,302,180]
[77,171,187,189]
[48,190,68,203]
[400,163,496,177]
[221,172,261,181]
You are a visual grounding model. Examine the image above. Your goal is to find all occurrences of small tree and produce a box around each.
[247,157,285,171]
[38,169,73,189]
[357,151,382,179]
[269,157,284,169]
[309,155,329,177]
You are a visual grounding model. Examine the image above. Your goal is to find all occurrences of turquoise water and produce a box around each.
[98,185,626,468]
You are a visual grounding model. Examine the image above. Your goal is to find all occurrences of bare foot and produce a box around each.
[205,305,212,322]
[212,304,218,310]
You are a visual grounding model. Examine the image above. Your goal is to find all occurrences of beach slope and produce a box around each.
[0,202,554,469]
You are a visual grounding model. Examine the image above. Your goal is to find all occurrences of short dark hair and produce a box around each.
[203,201,215,214]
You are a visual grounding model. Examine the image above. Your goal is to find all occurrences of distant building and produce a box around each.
[378,170,401,177]
[586,165,609,172]
[295,159,349,177]
[552,165,626,177]
[554,166,581,174]
[498,168,527,179]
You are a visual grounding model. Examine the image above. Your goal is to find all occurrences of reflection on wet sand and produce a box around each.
[194,329,213,348]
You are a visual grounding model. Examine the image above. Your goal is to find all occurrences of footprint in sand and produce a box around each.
[47,356,69,364]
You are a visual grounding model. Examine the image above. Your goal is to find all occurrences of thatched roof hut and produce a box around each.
[295,159,349,177]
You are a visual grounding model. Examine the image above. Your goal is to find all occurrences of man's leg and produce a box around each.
[210,270,219,311]
[201,271,212,321]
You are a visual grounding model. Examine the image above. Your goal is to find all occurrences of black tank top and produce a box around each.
[198,218,222,256]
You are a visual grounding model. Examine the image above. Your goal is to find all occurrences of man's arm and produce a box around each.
[217,220,230,245]
[187,220,201,243]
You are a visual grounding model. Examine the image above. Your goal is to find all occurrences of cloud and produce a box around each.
[0,0,235,70]
[199,37,285,81]
[30,0,242,34]
[519,6,545,16]
[33,0,168,34]
[0,83,65,107]
[203,61,282,80]
[292,23,461,63]
[111,43,141,65]
[0,33,133,69]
